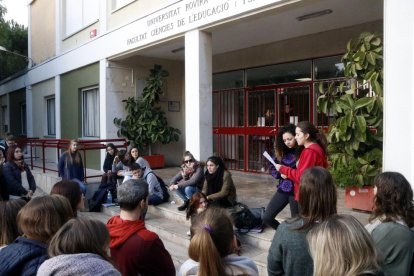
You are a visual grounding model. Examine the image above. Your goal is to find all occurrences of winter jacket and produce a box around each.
[3,161,36,197]
[179,254,259,276]
[170,164,205,190]
[107,216,175,276]
[0,236,48,276]
[37,253,120,276]
[279,143,327,200]
[58,152,84,181]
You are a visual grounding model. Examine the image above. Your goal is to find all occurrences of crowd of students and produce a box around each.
[0,121,413,275]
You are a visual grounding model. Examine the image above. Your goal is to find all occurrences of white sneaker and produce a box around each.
[186,230,191,236]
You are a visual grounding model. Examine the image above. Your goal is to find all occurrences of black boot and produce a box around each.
[177,200,189,211]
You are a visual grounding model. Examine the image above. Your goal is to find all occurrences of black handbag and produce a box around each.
[230,203,265,233]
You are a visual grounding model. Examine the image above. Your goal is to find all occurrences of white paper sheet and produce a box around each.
[263,151,278,167]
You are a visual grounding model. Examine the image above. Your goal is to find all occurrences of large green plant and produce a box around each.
[113,64,181,154]
[317,32,383,187]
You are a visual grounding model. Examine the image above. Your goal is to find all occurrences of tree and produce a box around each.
[0,0,28,80]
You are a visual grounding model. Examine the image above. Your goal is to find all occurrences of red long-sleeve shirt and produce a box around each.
[279,143,328,200]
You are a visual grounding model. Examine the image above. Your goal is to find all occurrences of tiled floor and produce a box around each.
[29,158,371,225]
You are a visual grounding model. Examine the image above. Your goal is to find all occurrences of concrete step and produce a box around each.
[99,205,269,275]
[146,201,275,252]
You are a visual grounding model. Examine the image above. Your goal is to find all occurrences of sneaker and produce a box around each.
[186,230,191,236]
[177,200,189,211]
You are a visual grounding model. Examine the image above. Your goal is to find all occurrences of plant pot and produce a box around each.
[345,186,375,212]
[143,154,165,169]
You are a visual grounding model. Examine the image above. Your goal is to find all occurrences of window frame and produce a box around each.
[81,86,100,138]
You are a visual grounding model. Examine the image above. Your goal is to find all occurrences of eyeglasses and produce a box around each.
[184,159,194,164]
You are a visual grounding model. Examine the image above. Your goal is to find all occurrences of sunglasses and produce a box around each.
[184,159,194,164]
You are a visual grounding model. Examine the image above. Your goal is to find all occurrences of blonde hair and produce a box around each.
[17,195,74,243]
[188,207,234,276]
[307,214,381,276]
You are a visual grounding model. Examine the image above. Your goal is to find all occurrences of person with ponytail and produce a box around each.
[179,207,258,276]
[202,156,237,208]
[3,145,36,201]
[275,121,328,201]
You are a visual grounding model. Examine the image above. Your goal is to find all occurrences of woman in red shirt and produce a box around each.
[275,121,328,201]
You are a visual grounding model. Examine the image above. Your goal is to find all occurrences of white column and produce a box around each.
[99,59,108,166]
[185,30,212,161]
[55,76,61,139]
[383,0,414,189]
[55,0,61,54]
[25,87,33,137]
[99,0,108,34]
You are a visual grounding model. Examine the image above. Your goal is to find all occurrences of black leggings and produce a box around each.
[263,190,299,230]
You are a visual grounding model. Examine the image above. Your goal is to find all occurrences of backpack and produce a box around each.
[230,202,265,233]
[145,172,170,203]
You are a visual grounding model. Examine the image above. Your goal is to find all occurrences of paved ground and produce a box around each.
[31,160,371,225]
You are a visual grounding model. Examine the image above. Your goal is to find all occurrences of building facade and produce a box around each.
[0,0,413,187]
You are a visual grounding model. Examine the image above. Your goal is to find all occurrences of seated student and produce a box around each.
[0,195,74,275]
[308,214,383,276]
[107,179,174,275]
[365,172,414,276]
[185,192,209,236]
[169,151,205,211]
[202,156,237,208]
[136,159,164,205]
[0,199,26,250]
[37,217,120,276]
[267,167,337,276]
[179,207,259,276]
[0,133,16,160]
[101,143,118,186]
[50,180,84,217]
[113,149,130,183]
[3,145,37,201]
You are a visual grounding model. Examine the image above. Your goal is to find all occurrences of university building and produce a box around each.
[0,0,413,187]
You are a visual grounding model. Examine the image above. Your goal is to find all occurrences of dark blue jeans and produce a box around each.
[175,185,198,202]
[148,194,163,206]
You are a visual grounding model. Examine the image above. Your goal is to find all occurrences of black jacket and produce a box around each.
[3,161,36,197]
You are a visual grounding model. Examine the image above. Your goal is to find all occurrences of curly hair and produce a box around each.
[275,123,297,160]
[370,172,414,227]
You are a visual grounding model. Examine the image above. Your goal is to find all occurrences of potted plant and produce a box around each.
[113,64,181,168]
[317,32,383,211]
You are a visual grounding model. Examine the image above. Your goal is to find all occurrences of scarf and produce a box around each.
[205,166,225,195]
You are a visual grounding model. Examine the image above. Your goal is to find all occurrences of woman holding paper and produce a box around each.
[275,121,328,201]
[263,124,299,230]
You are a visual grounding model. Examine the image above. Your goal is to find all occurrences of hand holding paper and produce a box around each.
[263,151,278,168]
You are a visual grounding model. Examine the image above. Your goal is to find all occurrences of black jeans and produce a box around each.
[263,190,299,230]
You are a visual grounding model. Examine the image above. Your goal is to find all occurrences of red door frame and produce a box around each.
[213,81,314,172]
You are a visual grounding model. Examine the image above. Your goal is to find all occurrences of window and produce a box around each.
[46,97,56,136]
[20,103,26,135]
[112,0,135,11]
[82,87,99,137]
[65,0,99,36]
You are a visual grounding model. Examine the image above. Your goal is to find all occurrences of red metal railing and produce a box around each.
[26,138,128,182]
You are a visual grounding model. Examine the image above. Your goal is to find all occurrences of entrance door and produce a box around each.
[213,83,312,172]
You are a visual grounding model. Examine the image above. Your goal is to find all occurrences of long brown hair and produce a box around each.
[0,199,26,246]
[186,192,208,220]
[370,172,414,227]
[50,180,82,217]
[296,167,337,230]
[188,207,234,276]
[48,217,111,262]
[66,139,82,165]
[17,195,74,243]
[296,121,328,157]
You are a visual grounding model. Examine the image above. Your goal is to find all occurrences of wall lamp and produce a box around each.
[296,9,333,21]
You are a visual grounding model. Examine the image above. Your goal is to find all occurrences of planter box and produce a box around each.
[143,154,165,169]
[345,186,375,212]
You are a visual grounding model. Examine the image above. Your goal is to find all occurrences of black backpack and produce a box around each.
[145,172,170,203]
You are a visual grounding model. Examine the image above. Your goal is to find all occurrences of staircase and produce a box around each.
[98,200,274,275]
